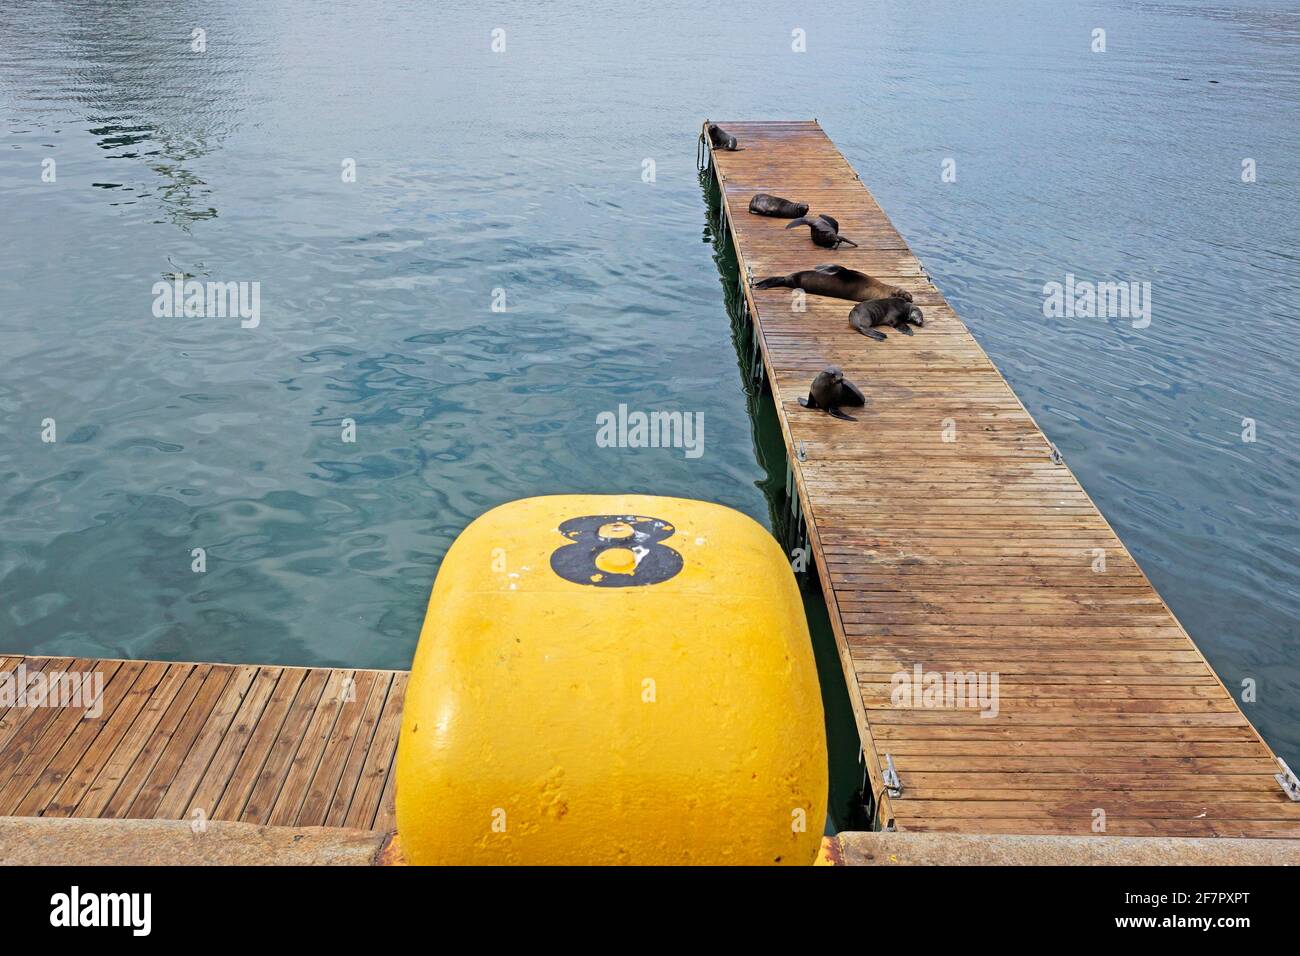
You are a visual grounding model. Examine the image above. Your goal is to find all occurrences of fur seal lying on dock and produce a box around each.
[849,297,925,341]
[748,193,809,218]
[786,214,857,249]
[707,124,740,151]
[799,366,865,421]
[753,264,910,303]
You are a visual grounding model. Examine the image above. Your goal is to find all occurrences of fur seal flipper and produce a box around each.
[749,193,810,218]
[849,297,925,341]
[753,266,910,302]
[804,366,865,421]
[786,214,858,249]
[707,124,741,151]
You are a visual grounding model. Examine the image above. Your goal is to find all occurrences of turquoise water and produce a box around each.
[1,1,1297,774]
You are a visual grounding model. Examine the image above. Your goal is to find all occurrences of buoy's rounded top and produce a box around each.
[396,495,828,865]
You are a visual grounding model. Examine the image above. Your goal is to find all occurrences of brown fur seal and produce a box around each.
[748,193,809,218]
[799,366,865,421]
[849,297,925,341]
[753,264,910,302]
[707,124,740,151]
[786,214,857,249]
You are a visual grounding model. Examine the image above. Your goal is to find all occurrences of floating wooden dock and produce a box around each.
[703,120,1300,838]
[0,654,405,830]
[1,123,1295,853]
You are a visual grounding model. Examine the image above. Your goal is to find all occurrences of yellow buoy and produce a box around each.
[395,494,827,865]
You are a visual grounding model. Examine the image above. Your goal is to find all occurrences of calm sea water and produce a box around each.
[1,1,1297,767]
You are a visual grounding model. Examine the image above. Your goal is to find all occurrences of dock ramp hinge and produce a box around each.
[883,753,903,799]
[1276,759,1300,801]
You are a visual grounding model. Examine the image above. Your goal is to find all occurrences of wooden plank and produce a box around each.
[238,668,330,824]
[373,718,402,835]
[0,657,25,713]
[904,818,1300,838]
[101,663,214,818]
[884,739,1275,757]
[898,799,1300,821]
[704,120,1296,839]
[296,669,380,826]
[342,673,406,830]
[0,657,66,755]
[212,667,308,823]
[323,670,394,828]
[39,661,172,817]
[123,664,236,818]
[0,660,120,815]
[69,662,196,818]
[268,669,353,826]
[182,665,284,820]
[9,661,145,816]
[151,665,259,819]
[14,661,162,816]
[0,655,405,832]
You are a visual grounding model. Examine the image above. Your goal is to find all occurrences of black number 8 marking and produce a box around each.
[549,514,684,588]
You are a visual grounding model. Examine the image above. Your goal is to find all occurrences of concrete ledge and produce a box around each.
[828,830,1300,866]
[11,818,1298,866]
[0,816,393,866]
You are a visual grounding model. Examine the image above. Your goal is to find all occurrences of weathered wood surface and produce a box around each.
[705,120,1300,837]
[0,655,404,831]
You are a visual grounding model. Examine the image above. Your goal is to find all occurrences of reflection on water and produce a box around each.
[0,1,1297,772]
[5,2,241,226]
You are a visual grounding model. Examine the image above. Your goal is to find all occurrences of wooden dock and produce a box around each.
[0,122,1294,851]
[0,654,405,830]
[704,120,1300,838]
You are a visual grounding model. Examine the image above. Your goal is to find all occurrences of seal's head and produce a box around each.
[909,306,925,327]
[826,365,845,384]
